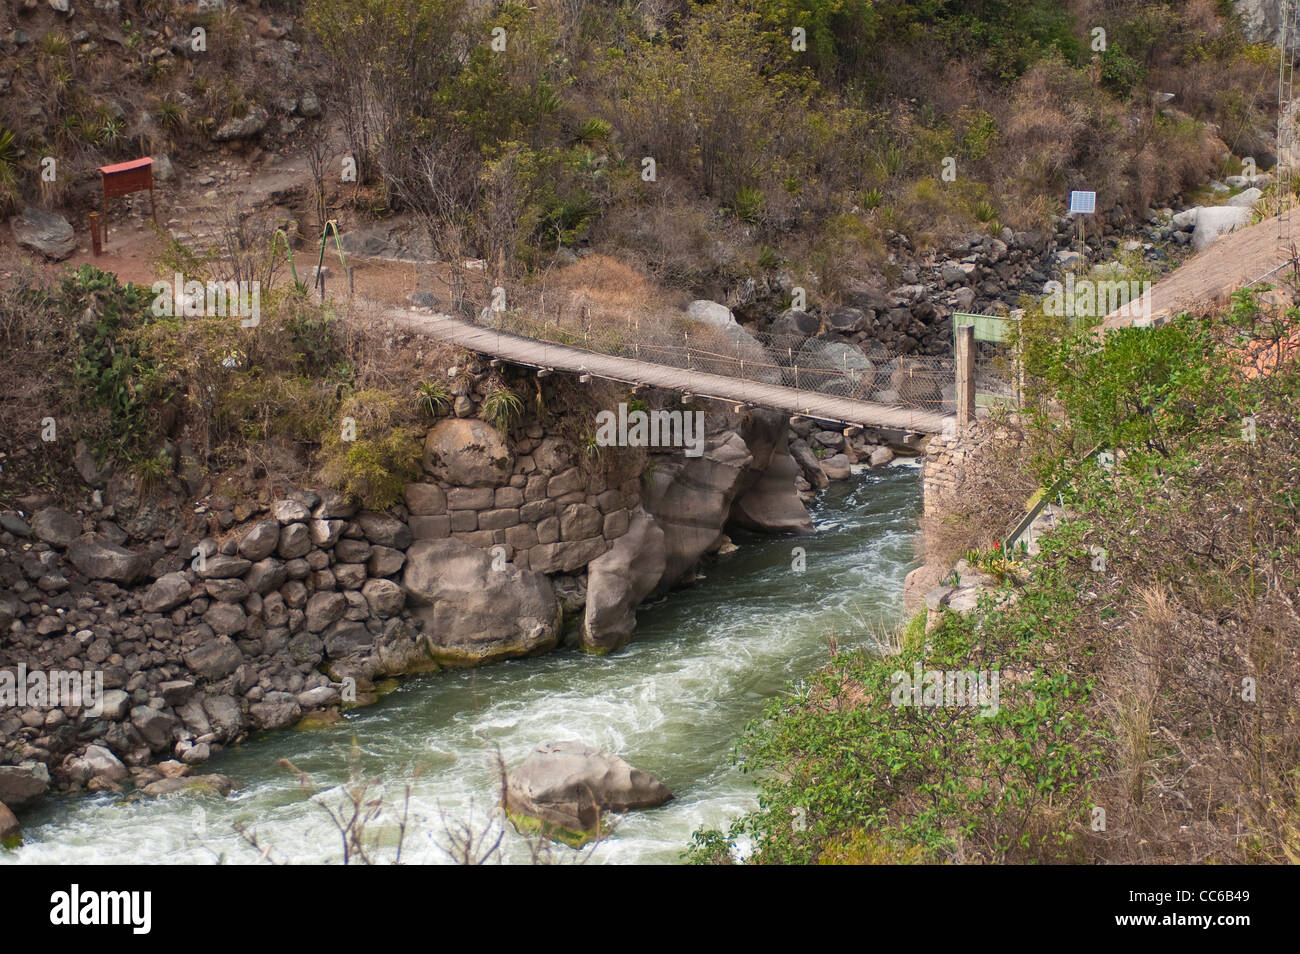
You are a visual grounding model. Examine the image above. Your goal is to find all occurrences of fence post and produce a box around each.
[956,323,975,430]
[1014,314,1025,406]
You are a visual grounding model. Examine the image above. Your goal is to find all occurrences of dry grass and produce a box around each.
[919,416,1040,568]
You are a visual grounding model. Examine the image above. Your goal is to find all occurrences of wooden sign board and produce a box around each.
[97,158,157,247]
[952,312,1012,343]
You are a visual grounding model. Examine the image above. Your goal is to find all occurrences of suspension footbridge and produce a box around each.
[389,308,964,435]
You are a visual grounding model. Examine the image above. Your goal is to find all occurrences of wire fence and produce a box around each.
[480,308,961,414]
[974,341,1021,407]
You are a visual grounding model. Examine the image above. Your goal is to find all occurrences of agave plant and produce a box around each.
[416,380,450,419]
[481,384,523,433]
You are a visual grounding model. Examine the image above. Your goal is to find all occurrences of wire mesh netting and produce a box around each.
[973,341,1020,407]
[480,308,962,414]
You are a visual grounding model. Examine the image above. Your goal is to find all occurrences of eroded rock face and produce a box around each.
[729,439,814,535]
[505,741,672,842]
[423,418,513,487]
[580,510,666,653]
[402,539,560,665]
[642,429,754,593]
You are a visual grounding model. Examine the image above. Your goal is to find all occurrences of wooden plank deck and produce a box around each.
[389,309,954,434]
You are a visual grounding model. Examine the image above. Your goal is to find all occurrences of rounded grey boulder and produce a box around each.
[402,538,559,665]
[505,741,672,843]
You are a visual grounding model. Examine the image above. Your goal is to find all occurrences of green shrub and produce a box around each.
[1099,45,1146,98]
[318,389,422,509]
[67,265,169,459]
[730,186,765,224]
[576,117,612,143]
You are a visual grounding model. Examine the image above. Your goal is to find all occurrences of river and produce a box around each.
[5,463,921,865]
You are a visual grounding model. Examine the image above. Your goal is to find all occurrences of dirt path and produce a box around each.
[1103,214,1296,328]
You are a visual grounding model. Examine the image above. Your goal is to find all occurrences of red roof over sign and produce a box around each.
[99,157,154,176]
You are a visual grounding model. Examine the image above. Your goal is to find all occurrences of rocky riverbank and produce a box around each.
[0,334,923,840]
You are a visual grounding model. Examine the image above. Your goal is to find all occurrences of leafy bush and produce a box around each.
[1099,45,1146,98]
[67,266,170,460]
[317,390,423,509]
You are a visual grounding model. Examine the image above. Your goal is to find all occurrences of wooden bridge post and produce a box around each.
[956,323,975,430]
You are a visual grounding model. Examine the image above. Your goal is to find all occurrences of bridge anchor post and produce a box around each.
[956,323,975,432]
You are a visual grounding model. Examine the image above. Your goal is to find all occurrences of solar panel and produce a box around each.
[1069,190,1096,214]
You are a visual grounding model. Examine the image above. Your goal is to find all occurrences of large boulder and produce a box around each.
[902,562,947,616]
[65,744,128,785]
[825,305,869,334]
[423,418,513,487]
[505,741,672,844]
[196,554,251,579]
[789,438,830,490]
[686,300,779,384]
[203,602,247,636]
[212,105,269,142]
[31,507,80,548]
[685,299,738,330]
[248,692,301,730]
[402,539,561,665]
[305,591,346,633]
[67,537,148,584]
[1226,186,1263,208]
[795,338,880,398]
[202,695,245,742]
[0,801,19,848]
[580,509,666,653]
[768,308,820,341]
[889,361,941,409]
[11,205,76,260]
[1191,205,1254,252]
[0,763,49,809]
[237,519,281,560]
[361,578,405,617]
[183,636,242,679]
[357,512,412,548]
[141,572,192,613]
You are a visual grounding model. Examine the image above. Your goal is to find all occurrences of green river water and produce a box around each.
[5,462,921,865]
